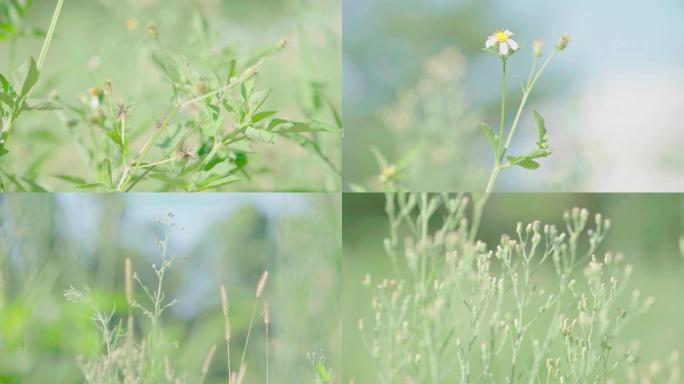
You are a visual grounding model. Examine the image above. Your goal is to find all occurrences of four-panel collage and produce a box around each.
[1,0,683,383]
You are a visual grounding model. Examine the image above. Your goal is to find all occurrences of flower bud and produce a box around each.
[533,39,543,57]
[556,33,571,51]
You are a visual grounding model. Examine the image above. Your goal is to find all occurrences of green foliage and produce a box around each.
[0,1,341,191]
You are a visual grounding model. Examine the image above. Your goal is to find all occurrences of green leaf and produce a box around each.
[196,173,245,191]
[269,120,337,134]
[533,110,548,149]
[22,98,62,111]
[14,57,40,98]
[105,129,124,149]
[244,126,275,143]
[0,73,10,93]
[251,110,277,123]
[100,159,112,188]
[54,174,89,185]
[76,183,107,190]
[478,122,499,152]
[396,142,424,172]
[0,92,14,107]
[507,155,541,170]
[0,146,8,158]
[369,146,389,169]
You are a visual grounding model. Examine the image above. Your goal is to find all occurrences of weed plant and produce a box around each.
[358,193,680,383]
[0,1,341,191]
[63,212,333,383]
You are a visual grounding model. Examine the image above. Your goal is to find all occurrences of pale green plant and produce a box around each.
[481,31,571,192]
[0,2,341,191]
[359,193,679,383]
[63,211,333,384]
[0,0,64,188]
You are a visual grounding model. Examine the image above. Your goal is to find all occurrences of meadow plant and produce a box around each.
[1,2,341,191]
[481,31,570,192]
[0,0,64,188]
[358,193,680,383]
[63,212,275,383]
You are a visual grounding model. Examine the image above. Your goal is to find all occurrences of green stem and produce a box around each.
[37,0,65,71]
[503,50,557,152]
[497,58,507,162]
[485,165,500,193]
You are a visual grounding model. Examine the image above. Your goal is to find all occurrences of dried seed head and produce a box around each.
[117,104,130,121]
[256,270,269,298]
[147,22,159,40]
[556,33,571,51]
[125,258,134,304]
[277,38,288,50]
[263,301,270,324]
[104,79,113,96]
[220,285,229,317]
[201,345,217,376]
[192,80,208,95]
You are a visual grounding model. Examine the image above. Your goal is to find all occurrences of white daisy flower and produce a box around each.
[485,29,519,56]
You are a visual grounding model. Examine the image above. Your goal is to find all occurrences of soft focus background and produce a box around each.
[0,193,340,383]
[1,0,341,191]
[343,193,684,381]
[343,0,684,191]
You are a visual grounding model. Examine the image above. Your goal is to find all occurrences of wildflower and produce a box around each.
[89,87,101,109]
[485,29,519,56]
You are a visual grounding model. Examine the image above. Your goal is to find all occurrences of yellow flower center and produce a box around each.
[494,31,508,43]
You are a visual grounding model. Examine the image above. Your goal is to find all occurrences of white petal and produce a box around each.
[499,43,509,55]
[486,38,496,48]
[507,39,519,51]
[505,30,514,36]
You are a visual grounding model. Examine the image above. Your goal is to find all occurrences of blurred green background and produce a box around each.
[1,0,340,191]
[343,0,684,191]
[342,193,684,381]
[0,193,340,383]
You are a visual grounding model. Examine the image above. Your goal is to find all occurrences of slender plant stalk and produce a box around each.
[484,49,559,193]
[37,0,65,71]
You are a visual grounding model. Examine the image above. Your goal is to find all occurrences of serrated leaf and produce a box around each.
[507,155,541,170]
[478,122,499,152]
[533,110,548,149]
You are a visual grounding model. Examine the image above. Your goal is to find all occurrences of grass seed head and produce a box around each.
[256,270,269,298]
